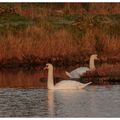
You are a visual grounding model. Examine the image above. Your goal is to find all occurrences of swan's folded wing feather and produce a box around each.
[69,67,90,78]
[54,80,84,89]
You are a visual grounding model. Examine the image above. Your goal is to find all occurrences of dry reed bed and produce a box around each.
[0,23,120,68]
[0,3,120,67]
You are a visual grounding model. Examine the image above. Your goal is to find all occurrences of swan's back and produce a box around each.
[54,80,91,90]
[68,67,90,78]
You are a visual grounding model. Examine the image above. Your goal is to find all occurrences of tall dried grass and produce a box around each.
[0,22,120,66]
[0,3,120,66]
[0,24,77,62]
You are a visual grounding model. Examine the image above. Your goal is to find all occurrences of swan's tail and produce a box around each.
[85,82,92,86]
[65,71,72,78]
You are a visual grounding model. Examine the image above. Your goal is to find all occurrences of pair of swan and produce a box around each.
[44,63,92,90]
[65,54,98,79]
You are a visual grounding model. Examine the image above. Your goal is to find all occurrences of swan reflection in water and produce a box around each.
[47,89,85,117]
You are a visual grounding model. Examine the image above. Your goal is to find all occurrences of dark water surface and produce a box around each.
[0,68,68,88]
[0,85,120,117]
[0,65,120,88]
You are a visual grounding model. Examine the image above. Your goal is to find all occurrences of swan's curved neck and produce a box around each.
[47,67,54,89]
[89,57,95,70]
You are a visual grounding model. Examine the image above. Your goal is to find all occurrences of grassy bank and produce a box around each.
[0,3,120,68]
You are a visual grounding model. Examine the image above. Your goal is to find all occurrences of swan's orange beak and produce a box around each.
[96,55,99,60]
[97,57,100,60]
[96,58,99,60]
[43,66,48,70]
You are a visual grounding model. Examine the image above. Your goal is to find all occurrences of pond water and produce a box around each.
[0,68,68,88]
[0,65,119,117]
[0,85,120,117]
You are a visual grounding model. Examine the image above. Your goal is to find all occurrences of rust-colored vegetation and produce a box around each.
[0,3,120,68]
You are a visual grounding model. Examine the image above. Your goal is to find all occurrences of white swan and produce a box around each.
[44,63,92,90]
[65,54,98,79]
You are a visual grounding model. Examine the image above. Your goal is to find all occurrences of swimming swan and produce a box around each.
[44,63,92,90]
[65,54,98,79]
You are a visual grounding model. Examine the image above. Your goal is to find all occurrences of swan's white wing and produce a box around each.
[54,80,91,90]
[68,67,90,78]
[54,80,80,89]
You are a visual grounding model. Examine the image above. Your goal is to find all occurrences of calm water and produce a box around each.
[0,85,120,117]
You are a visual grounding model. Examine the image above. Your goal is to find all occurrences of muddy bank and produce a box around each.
[0,56,88,68]
[80,74,120,85]
[0,55,120,69]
